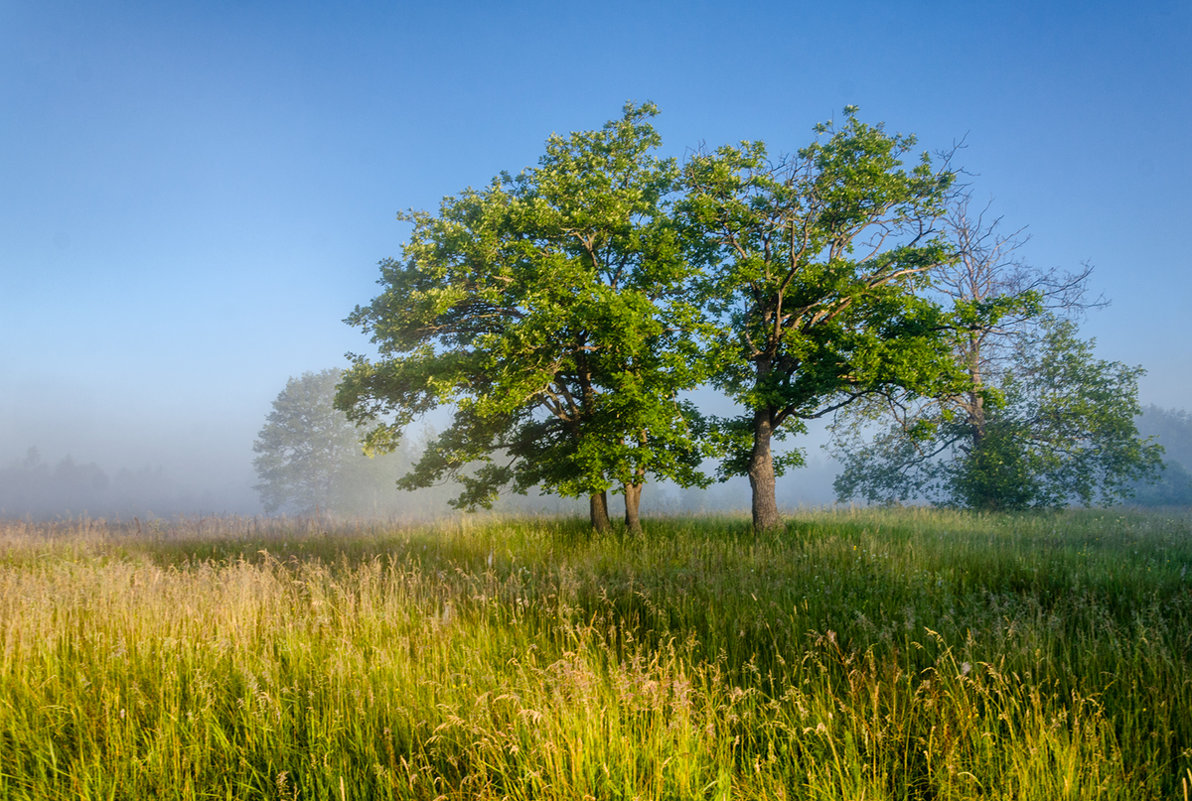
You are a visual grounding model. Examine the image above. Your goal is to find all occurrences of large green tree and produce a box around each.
[681,108,959,530]
[831,200,1162,509]
[336,104,707,531]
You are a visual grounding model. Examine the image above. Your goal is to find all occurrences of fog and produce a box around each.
[0,397,841,521]
[4,377,1187,522]
[0,445,841,523]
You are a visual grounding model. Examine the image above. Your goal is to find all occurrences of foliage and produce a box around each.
[2,509,1191,799]
[1131,405,1192,505]
[835,315,1163,509]
[832,198,1161,510]
[1130,458,1192,506]
[680,107,959,529]
[1137,405,1192,469]
[253,369,422,516]
[949,418,1039,511]
[337,104,708,529]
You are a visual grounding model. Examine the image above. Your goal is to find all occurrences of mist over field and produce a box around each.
[0,427,841,521]
[4,403,1189,521]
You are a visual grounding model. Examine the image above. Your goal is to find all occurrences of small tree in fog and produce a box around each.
[254,369,409,516]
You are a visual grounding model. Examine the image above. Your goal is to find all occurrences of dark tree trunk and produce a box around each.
[748,409,782,531]
[623,481,643,534]
[589,491,612,532]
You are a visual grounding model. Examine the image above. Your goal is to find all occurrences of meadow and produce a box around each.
[0,508,1189,800]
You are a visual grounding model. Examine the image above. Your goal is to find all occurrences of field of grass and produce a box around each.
[0,508,1190,799]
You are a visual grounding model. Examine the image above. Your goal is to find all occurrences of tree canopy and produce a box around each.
[680,107,960,529]
[336,104,708,531]
[830,199,1163,510]
[334,105,1165,528]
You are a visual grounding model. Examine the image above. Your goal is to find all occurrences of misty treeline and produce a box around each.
[325,104,1166,530]
[1132,405,1192,505]
[0,448,226,520]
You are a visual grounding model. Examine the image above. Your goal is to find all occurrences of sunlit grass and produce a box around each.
[0,508,1189,799]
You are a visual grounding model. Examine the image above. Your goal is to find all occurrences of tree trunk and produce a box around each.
[966,338,986,453]
[589,491,612,532]
[748,409,782,531]
[969,391,986,451]
[623,481,643,534]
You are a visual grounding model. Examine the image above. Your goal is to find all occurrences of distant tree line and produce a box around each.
[0,448,229,520]
[1130,406,1192,506]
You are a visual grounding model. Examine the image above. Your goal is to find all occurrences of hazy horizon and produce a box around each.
[5,2,1190,519]
[0,416,845,520]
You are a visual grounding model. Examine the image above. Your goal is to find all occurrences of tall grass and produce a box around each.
[0,508,1189,799]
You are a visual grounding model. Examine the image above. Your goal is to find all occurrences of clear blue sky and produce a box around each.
[3,0,1190,510]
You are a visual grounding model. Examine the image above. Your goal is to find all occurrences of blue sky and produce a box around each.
[2,1,1190,511]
